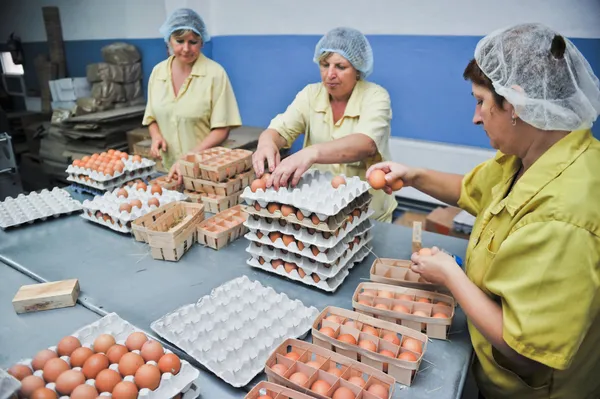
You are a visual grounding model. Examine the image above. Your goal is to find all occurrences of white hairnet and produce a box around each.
[475,23,600,131]
[314,27,374,79]
[159,8,210,44]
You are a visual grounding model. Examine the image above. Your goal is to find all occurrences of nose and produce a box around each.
[183,42,190,52]
[327,65,337,80]
[473,107,483,125]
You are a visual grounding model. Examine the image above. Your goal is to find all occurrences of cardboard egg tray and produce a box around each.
[247,245,371,292]
[81,186,187,233]
[241,169,371,218]
[67,168,155,191]
[179,147,232,178]
[265,339,395,399]
[243,192,372,233]
[200,190,243,214]
[183,169,255,196]
[151,275,320,388]
[196,149,253,182]
[245,381,315,399]
[196,205,248,250]
[0,369,20,399]
[149,175,183,192]
[312,306,428,386]
[8,312,199,399]
[352,282,455,340]
[0,188,83,230]
[369,258,449,293]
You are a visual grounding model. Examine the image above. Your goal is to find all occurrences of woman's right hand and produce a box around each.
[150,135,168,159]
[252,139,281,177]
[367,161,419,195]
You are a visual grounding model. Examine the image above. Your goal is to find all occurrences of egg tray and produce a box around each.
[196,205,248,250]
[245,381,315,399]
[0,369,20,399]
[0,188,83,230]
[353,282,455,340]
[183,169,255,196]
[67,168,155,191]
[200,190,243,214]
[179,147,232,179]
[247,245,371,292]
[151,275,320,388]
[241,169,371,218]
[66,156,156,183]
[265,339,395,399]
[243,192,372,233]
[370,258,449,294]
[312,307,429,387]
[9,312,199,399]
[149,176,183,192]
[196,149,253,182]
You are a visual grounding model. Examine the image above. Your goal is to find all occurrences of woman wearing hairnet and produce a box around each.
[252,27,397,222]
[370,23,600,398]
[143,8,241,175]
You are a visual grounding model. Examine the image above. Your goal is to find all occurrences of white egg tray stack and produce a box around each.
[0,369,20,399]
[150,276,320,388]
[81,186,187,233]
[0,188,83,230]
[240,169,370,218]
[10,313,199,399]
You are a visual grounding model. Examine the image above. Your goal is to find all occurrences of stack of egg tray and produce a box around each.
[240,169,373,292]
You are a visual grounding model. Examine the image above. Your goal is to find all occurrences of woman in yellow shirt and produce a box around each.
[143,8,241,174]
[369,24,600,398]
[252,27,397,222]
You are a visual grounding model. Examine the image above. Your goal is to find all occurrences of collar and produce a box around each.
[315,80,365,117]
[156,54,208,80]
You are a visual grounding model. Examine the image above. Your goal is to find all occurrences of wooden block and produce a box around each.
[12,279,80,314]
[412,221,423,254]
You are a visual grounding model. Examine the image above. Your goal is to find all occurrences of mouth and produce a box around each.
[326,83,339,88]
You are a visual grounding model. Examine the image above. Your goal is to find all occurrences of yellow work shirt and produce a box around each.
[142,54,242,169]
[268,80,397,222]
[458,129,600,399]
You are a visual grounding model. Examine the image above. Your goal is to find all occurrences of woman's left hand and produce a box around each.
[167,162,182,185]
[410,247,462,286]
[268,147,318,190]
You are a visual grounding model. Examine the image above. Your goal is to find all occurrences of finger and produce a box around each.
[161,140,167,151]
[431,246,441,255]
[279,169,293,189]
[411,252,420,263]
[291,165,308,187]
[410,264,421,274]
[384,171,405,184]
[268,169,280,189]
[382,186,392,195]
[252,155,263,177]
[275,150,281,167]
[266,150,276,173]
[366,162,391,178]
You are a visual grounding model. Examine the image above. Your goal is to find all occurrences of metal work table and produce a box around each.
[0,214,471,398]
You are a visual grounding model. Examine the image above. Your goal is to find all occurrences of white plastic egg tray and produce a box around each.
[81,186,187,233]
[67,169,155,191]
[0,188,83,230]
[9,312,199,399]
[247,244,371,292]
[150,276,320,388]
[241,169,370,218]
[0,369,20,399]
[66,156,156,183]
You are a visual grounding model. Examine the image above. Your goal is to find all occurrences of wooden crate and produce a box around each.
[197,205,248,250]
[146,202,205,248]
[179,147,231,178]
[197,149,253,182]
[149,175,182,192]
[369,258,449,294]
[200,190,243,213]
[245,381,314,399]
[184,190,203,203]
[131,202,179,243]
[150,234,195,262]
[13,279,79,314]
[183,169,254,196]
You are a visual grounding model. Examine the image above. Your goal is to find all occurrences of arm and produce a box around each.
[309,133,377,164]
[411,168,464,207]
[191,127,231,152]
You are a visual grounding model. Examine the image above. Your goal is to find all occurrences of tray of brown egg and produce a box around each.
[245,381,315,399]
[352,282,455,340]
[311,306,428,387]
[4,312,199,399]
[265,338,395,399]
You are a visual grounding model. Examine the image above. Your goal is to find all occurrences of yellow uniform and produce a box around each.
[458,129,600,399]
[268,80,397,222]
[142,54,242,169]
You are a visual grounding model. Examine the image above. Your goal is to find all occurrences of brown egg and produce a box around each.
[280,205,294,216]
[271,259,284,270]
[150,184,163,195]
[327,366,343,377]
[285,351,300,361]
[135,182,147,192]
[296,210,305,220]
[254,202,262,211]
[332,387,355,399]
[396,294,413,302]
[367,383,389,399]
[412,310,430,318]
[31,350,58,371]
[111,381,139,399]
[401,338,423,354]
[19,375,45,397]
[93,334,116,353]
[331,175,346,188]
[147,197,160,208]
[418,247,432,256]
[69,347,93,369]
[319,327,336,337]
[311,380,331,395]
[417,297,431,304]
[268,231,282,243]
[297,267,306,278]
[368,170,387,190]
[374,303,389,310]
[114,162,125,173]
[347,376,366,387]
[433,312,449,319]
[390,178,404,191]
[140,341,164,363]
[271,363,288,376]
[258,256,265,265]
[70,384,98,399]
[42,358,69,383]
[157,353,181,375]
[312,274,321,283]
[82,354,109,379]
[95,369,122,393]
[297,241,305,251]
[250,179,266,193]
[257,396,273,399]
[130,199,143,209]
[119,203,132,213]
[377,291,394,299]
[55,370,86,395]
[125,332,148,351]
[398,351,418,362]
[118,352,145,377]
[132,155,142,163]
[392,304,410,313]
[337,334,357,345]
[358,340,377,352]
[311,214,320,225]
[104,167,114,177]
[281,235,294,247]
[56,336,81,357]
[106,345,128,364]
[134,364,161,390]
[30,388,57,399]
[266,203,280,214]
[8,364,32,380]
[102,214,113,224]
[305,360,322,369]
[289,372,308,387]
[325,315,342,323]
[382,333,401,346]
[362,325,379,336]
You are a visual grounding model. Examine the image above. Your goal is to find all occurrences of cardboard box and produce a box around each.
[425,206,470,239]
[49,78,91,102]
[126,127,150,153]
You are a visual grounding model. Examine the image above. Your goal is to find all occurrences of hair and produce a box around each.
[317,51,361,80]
[171,29,201,42]
[463,59,505,108]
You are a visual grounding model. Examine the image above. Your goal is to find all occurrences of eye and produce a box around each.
[320,62,329,68]
[176,39,184,44]
[336,64,346,70]
[189,41,198,45]
[476,99,483,105]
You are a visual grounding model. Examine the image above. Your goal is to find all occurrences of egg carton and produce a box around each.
[244,211,373,249]
[0,369,20,399]
[246,231,373,279]
[241,169,371,217]
[369,258,449,294]
[149,176,183,192]
[67,168,155,191]
[244,223,374,264]
[0,188,83,230]
[247,244,371,292]
[9,312,199,399]
[200,190,244,214]
[183,169,255,196]
[150,276,320,388]
[66,155,156,183]
[196,149,253,182]
[81,186,187,233]
[179,147,232,178]
[196,205,248,250]
[243,192,372,233]
[245,381,315,399]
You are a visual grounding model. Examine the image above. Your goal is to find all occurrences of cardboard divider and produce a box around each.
[330,379,363,398]
[322,359,349,378]
[299,350,328,369]
[197,205,248,250]
[306,369,339,397]
[196,149,253,182]
[180,147,231,178]
[370,258,451,294]
[342,367,369,388]
[244,381,315,399]
[283,362,318,388]
[363,376,392,399]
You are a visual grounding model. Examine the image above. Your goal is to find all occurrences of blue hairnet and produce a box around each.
[159,8,210,44]
[313,27,374,78]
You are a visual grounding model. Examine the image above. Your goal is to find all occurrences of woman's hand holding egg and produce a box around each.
[268,147,318,190]
[366,161,417,194]
[167,162,183,185]
[410,247,461,286]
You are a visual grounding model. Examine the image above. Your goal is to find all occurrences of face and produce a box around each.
[319,53,359,98]
[170,31,202,64]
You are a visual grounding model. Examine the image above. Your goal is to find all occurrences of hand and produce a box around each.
[410,247,462,286]
[167,162,182,185]
[366,161,418,195]
[151,135,168,159]
[267,147,318,190]
[252,139,281,177]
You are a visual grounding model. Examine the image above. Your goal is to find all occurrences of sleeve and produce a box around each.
[210,69,242,129]
[267,86,310,148]
[142,67,157,126]
[484,221,600,370]
[354,87,392,159]
[457,158,497,216]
